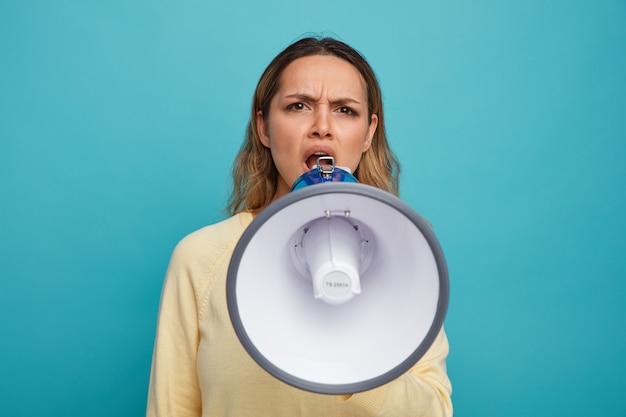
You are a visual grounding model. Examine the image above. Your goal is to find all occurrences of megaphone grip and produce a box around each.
[302,217,362,305]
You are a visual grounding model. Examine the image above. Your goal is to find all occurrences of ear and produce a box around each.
[363,113,378,152]
[257,110,271,148]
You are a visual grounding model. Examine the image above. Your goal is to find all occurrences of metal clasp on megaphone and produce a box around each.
[291,156,358,191]
[317,155,335,179]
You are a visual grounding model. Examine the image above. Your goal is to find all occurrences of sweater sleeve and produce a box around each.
[339,329,453,417]
[146,239,203,417]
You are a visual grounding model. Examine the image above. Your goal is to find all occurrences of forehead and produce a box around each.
[277,55,367,98]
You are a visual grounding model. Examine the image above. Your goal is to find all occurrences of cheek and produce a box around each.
[345,129,372,170]
[267,117,295,148]
[353,125,373,152]
[266,124,301,176]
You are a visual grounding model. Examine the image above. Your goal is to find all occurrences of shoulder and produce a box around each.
[180,212,253,248]
[169,212,254,270]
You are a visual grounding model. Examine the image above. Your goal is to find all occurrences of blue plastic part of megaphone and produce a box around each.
[291,167,358,191]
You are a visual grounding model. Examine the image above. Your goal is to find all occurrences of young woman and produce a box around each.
[147,37,452,417]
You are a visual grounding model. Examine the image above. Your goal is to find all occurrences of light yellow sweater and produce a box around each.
[147,212,452,417]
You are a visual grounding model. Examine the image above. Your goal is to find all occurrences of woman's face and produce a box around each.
[257,54,378,201]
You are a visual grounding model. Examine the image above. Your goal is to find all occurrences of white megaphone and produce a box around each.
[226,157,449,395]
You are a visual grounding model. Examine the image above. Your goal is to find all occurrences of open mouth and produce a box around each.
[306,152,331,170]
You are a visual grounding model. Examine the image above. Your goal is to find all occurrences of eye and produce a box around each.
[286,102,307,111]
[338,106,358,116]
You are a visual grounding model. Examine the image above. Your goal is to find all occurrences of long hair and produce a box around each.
[227,37,400,215]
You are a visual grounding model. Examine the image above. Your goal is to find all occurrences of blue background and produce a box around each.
[1,1,625,416]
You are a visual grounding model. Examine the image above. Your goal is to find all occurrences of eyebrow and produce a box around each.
[283,93,362,106]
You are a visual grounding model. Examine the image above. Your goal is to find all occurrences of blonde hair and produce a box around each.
[227,37,400,215]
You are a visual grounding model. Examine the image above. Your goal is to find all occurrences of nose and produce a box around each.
[310,108,332,139]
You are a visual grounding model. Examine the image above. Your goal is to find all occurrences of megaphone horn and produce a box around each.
[226,158,449,395]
